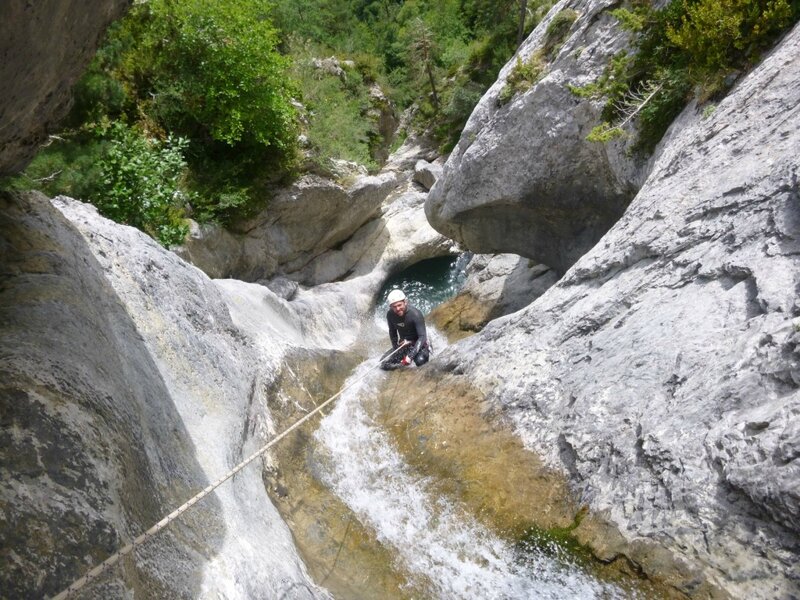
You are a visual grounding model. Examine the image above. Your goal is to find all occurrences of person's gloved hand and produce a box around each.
[401,355,412,366]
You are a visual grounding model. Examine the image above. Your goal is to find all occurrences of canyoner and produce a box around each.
[380,288,432,371]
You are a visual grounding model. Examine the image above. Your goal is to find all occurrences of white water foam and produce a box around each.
[314,358,628,599]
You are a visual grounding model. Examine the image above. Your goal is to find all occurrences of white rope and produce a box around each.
[50,344,406,600]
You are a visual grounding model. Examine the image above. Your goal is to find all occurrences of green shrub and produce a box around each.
[609,7,647,32]
[134,0,299,155]
[578,0,798,152]
[9,132,107,200]
[586,123,625,143]
[666,0,794,77]
[568,51,631,104]
[632,69,692,152]
[27,0,303,226]
[93,124,190,247]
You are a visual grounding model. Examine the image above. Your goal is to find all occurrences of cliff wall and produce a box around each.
[0,1,131,175]
[0,192,328,598]
[427,22,800,598]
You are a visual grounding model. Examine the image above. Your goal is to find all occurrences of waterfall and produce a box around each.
[312,335,628,599]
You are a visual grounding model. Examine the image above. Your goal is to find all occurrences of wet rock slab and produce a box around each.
[372,369,686,598]
[260,351,419,600]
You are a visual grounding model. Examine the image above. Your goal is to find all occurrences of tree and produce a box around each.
[517,0,529,47]
[127,0,298,165]
[410,18,440,111]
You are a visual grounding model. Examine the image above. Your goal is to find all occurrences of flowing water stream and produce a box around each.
[310,257,630,599]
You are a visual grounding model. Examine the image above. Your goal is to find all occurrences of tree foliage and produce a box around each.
[271,0,555,151]
[15,0,301,245]
[288,38,379,170]
[16,0,566,242]
[131,0,298,155]
[94,124,191,247]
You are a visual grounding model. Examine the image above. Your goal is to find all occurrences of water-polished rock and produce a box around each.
[426,0,644,273]
[428,24,800,599]
[413,159,443,191]
[0,191,330,599]
[0,155,455,598]
[177,137,456,287]
[429,253,559,340]
[176,172,398,284]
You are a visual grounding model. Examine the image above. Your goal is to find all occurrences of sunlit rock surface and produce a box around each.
[0,146,455,597]
[429,24,800,599]
[0,0,131,175]
[413,159,443,191]
[426,0,644,273]
[177,137,455,287]
[176,173,396,284]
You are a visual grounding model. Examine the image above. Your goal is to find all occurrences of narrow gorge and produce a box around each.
[1,1,798,599]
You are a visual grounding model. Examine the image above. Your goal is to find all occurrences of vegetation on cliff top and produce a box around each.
[575,0,799,151]
[6,0,798,245]
[9,0,552,246]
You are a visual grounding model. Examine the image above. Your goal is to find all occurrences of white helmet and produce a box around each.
[387,289,406,304]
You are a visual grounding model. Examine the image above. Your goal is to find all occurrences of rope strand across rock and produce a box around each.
[51,345,406,600]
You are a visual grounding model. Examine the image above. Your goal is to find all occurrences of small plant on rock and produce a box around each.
[497,8,580,107]
[574,0,799,152]
[544,9,580,58]
[498,51,546,105]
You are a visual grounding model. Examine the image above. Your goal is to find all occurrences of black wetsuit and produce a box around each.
[381,304,431,369]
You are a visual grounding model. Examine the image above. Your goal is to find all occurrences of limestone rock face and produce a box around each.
[426,0,643,273]
[176,173,394,284]
[413,159,443,191]
[0,192,327,599]
[176,219,242,279]
[301,161,457,287]
[429,254,558,338]
[0,0,131,175]
[429,24,800,598]
[0,140,457,596]
[177,138,455,287]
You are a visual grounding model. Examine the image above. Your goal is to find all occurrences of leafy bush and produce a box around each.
[667,0,794,77]
[8,133,107,201]
[132,0,299,157]
[93,124,190,247]
[17,0,303,229]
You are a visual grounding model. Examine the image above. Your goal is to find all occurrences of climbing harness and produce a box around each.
[51,345,406,600]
